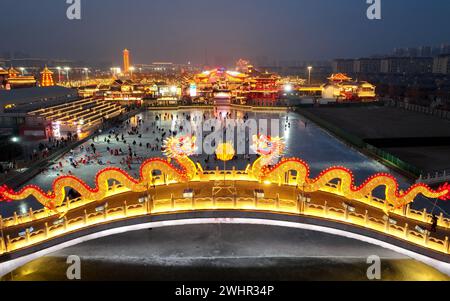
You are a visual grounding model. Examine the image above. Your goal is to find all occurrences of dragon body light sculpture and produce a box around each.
[0,136,198,211]
[0,134,448,212]
[163,135,198,178]
[250,134,285,177]
[250,135,449,209]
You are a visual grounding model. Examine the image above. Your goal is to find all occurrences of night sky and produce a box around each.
[1,0,450,65]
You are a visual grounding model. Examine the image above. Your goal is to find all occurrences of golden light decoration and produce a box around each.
[163,135,197,158]
[215,142,235,162]
[0,136,449,213]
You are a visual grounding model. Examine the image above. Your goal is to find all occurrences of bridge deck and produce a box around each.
[1,180,450,267]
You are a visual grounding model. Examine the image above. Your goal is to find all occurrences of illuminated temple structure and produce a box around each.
[190,62,281,106]
[0,67,37,90]
[322,73,376,101]
[40,66,55,87]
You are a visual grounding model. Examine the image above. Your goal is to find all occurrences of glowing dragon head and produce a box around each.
[0,184,12,202]
[163,135,198,158]
[251,135,285,165]
[438,182,450,201]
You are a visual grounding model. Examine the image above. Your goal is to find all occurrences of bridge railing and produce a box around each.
[1,194,449,257]
[2,178,450,233]
[417,170,450,185]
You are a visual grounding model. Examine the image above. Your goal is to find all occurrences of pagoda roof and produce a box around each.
[328,73,352,81]
[40,66,54,74]
[8,67,20,74]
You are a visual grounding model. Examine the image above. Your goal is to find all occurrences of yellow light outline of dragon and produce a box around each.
[250,134,449,209]
[0,136,198,211]
[0,134,448,212]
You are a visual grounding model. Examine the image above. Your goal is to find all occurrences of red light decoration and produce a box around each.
[259,158,450,209]
[0,135,448,213]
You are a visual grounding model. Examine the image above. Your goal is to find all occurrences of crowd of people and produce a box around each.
[38,110,274,180]
[30,134,79,162]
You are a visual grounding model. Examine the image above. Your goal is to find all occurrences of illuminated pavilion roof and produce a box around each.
[328,73,352,82]
[194,68,249,83]
[8,67,20,77]
[40,66,54,75]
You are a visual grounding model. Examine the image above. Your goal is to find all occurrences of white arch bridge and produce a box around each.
[1,181,450,277]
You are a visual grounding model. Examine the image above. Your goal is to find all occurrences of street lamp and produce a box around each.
[56,67,62,83]
[129,66,135,78]
[64,67,71,82]
[19,67,25,76]
[307,66,313,85]
[83,68,89,81]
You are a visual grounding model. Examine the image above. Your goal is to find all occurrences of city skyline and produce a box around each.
[1,0,450,65]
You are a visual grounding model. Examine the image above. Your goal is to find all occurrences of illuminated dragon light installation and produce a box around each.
[0,135,448,212]
[162,135,198,180]
[250,135,450,209]
[250,134,286,177]
[0,136,198,211]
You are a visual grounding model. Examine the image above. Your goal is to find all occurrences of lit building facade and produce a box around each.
[40,66,55,87]
[0,67,37,89]
[322,73,376,101]
[191,63,282,105]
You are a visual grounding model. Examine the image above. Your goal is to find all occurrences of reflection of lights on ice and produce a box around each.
[19,203,28,215]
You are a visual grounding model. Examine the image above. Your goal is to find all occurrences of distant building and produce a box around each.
[0,86,124,138]
[3,67,37,89]
[322,74,376,101]
[440,44,450,55]
[0,86,79,135]
[0,67,8,88]
[354,58,382,74]
[433,55,450,74]
[332,59,355,75]
[123,49,130,75]
[418,46,432,57]
[380,57,433,74]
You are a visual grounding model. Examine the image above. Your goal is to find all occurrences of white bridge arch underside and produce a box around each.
[1,214,450,277]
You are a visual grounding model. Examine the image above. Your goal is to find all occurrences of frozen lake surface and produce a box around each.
[1,108,447,217]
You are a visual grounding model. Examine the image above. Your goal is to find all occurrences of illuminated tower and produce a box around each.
[40,66,55,87]
[123,49,130,74]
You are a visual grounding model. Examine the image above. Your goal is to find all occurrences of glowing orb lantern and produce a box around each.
[216,142,235,162]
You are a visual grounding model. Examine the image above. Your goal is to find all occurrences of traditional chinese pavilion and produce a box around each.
[40,66,55,87]
[323,73,376,101]
[3,67,37,89]
[246,71,280,106]
[191,62,281,105]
